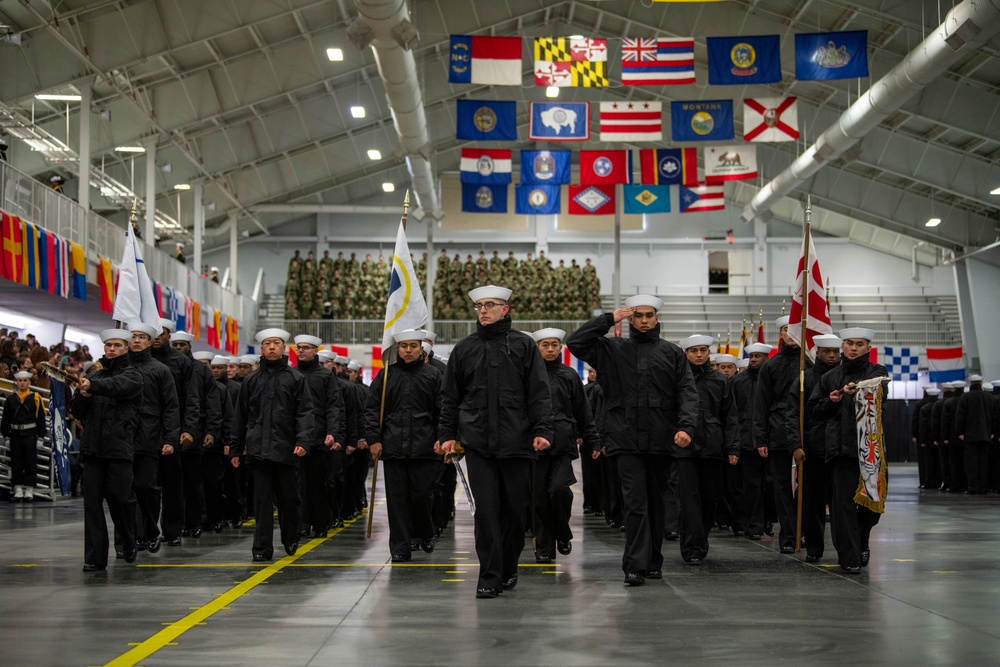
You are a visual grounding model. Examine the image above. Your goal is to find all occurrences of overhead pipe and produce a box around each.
[349,0,442,220]
[741,0,1000,224]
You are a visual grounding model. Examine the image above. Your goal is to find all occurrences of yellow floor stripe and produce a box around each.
[137,562,562,569]
[103,514,363,667]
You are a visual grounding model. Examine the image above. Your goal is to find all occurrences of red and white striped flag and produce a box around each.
[787,231,832,360]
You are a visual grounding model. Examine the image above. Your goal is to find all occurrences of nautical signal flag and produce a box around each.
[456,99,517,141]
[1,212,24,283]
[704,144,758,183]
[579,150,633,185]
[460,149,512,184]
[515,184,561,215]
[520,150,571,185]
[70,241,86,301]
[529,102,590,141]
[598,101,662,142]
[744,97,800,142]
[795,30,869,81]
[448,35,522,86]
[568,184,616,215]
[621,37,695,86]
[679,183,725,213]
[98,256,114,314]
[707,35,782,86]
[671,100,734,142]
[461,184,508,214]
[926,347,965,383]
[639,148,698,186]
[534,37,608,87]
[623,184,670,214]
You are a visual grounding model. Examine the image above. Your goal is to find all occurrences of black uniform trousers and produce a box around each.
[741,451,768,538]
[801,456,828,558]
[676,457,721,562]
[383,458,438,558]
[432,460,456,531]
[532,455,576,559]
[223,457,246,524]
[917,442,927,488]
[829,456,881,569]
[949,443,967,492]
[202,448,227,526]
[327,449,346,523]
[663,463,680,534]
[250,458,301,558]
[769,449,797,550]
[83,456,135,567]
[580,450,604,513]
[964,440,990,494]
[158,453,184,540]
[602,455,623,526]
[923,445,941,490]
[181,448,204,531]
[939,444,952,490]
[464,450,531,591]
[303,447,332,533]
[616,452,672,575]
[8,433,39,487]
[724,458,745,533]
[989,442,1000,493]
[133,453,161,542]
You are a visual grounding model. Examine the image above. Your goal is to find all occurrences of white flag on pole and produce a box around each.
[381,220,428,362]
[112,224,161,328]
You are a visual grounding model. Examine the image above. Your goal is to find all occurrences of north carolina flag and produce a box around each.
[98,256,114,314]
[70,241,86,301]
[1,212,24,283]
[449,35,522,86]
[927,347,965,383]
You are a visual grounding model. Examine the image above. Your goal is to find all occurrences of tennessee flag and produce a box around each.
[1,212,24,283]
[98,256,114,313]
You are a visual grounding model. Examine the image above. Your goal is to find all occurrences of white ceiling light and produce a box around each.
[35,94,82,101]
[925,217,942,227]
[350,106,366,118]
[174,183,191,190]
[115,146,146,153]
[382,182,395,192]
[568,35,584,40]
[546,86,559,98]
[367,149,382,160]
[990,186,1000,195]
[326,48,344,61]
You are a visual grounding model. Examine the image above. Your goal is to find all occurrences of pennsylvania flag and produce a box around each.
[707,35,782,85]
[623,184,670,214]
[70,241,86,301]
[795,30,869,81]
[1,212,24,283]
[534,37,608,87]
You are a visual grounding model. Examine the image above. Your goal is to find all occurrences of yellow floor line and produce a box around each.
[137,562,563,569]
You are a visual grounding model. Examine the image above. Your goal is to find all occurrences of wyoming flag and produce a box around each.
[534,37,608,87]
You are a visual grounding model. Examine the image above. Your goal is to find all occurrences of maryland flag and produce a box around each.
[534,37,608,87]
[98,256,114,314]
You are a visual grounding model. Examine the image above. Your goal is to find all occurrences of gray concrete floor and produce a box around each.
[1,463,998,666]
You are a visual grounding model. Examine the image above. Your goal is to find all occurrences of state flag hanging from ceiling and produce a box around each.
[671,100,734,142]
[704,144,758,183]
[460,149,512,184]
[707,35,782,85]
[621,37,696,86]
[448,35,522,86]
[534,37,608,87]
[599,101,662,142]
[639,148,698,186]
[520,150,572,185]
[579,150,633,185]
[679,183,725,213]
[529,102,590,141]
[515,184,561,215]
[623,185,670,214]
[795,30,869,81]
[568,184,616,215]
[461,184,508,214]
[456,100,517,141]
[744,97,800,142]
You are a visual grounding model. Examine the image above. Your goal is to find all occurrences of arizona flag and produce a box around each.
[448,35,522,86]
[381,219,428,364]
[579,150,633,185]
[787,232,833,360]
[1,212,24,283]
[679,183,725,213]
[744,97,800,142]
[927,347,965,383]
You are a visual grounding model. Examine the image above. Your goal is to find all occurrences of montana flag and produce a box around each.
[515,185,561,215]
[460,149,512,184]
[795,30,869,81]
[579,150,633,185]
[787,231,833,361]
[70,241,86,300]
[112,223,161,329]
[623,184,670,214]
[534,37,607,87]
[381,219,429,364]
[456,100,517,141]
[461,184,508,214]
[1,212,24,283]
[704,144,759,183]
[528,102,590,141]
[927,347,964,383]
[98,256,114,314]
[744,97,800,142]
[679,183,725,213]
[639,148,698,186]
[671,100,734,142]
[520,150,571,185]
[568,185,615,215]
[621,37,695,86]
[448,35,522,85]
[707,35,782,85]
[599,101,662,142]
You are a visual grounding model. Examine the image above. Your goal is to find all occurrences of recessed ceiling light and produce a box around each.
[174,183,191,190]
[351,106,366,118]
[367,149,382,160]
[991,186,1000,195]
[35,94,82,101]
[115,146,146,153]
[382,182,395,192]
[326,48,344,61]
[925,217,942,227]
[568,35,584,40]
[546,86,559,98]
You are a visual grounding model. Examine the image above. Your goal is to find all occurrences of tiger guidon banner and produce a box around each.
[854,376,890,514]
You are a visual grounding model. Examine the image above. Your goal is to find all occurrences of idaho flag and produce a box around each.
[462,184,508,213]
[707,35,781,85]
[795,30,869,81]
[623,185,670,214]
[515,185,560,215]
[456,99,517,141]
[671,100,734,142]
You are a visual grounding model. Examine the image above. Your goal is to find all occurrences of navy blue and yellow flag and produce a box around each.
[707,35,781,85]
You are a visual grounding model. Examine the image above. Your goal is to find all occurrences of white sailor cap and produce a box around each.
[293,334,322,347]
[625,294,663,311]
[468,285,512,302]
[839,327,876,341]
[323,301,332,307]
[925,387,941,396]
[421,341,432,355]
[82,361,95,372]
[680,334,715,350]
[158,318,176,334]
[775,316,789,329]
[129,322,159,338]
[334,355,350,365]
[941,382,954,389]
[170,330,195,343]
[393,329,426,343]
[950,380,967,389]
[968,374,983,382]
[192,351,215,361]
[239,355,259,365]
[715,354,739,365]
[100,328,130,342]
[175,242,185,249]
[422,330,437,343]
[210,266,218,272]
[316,350,333,361]
[709,353,721,363]
[211,355,230,366]
[745,343,773,355]
[814,334,842,348]
[347,359,362,371]
[13,371,32,380]
[983,382,994,392]
[531,328,566,343]
[736,359,749,369]
[255,328,290,344]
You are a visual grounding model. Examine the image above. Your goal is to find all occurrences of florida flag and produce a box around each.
[787,231,833,360]
[927,347,964,383]
[381,220,428,364]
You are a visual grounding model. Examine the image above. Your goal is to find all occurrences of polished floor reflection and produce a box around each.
[1,464,998,666]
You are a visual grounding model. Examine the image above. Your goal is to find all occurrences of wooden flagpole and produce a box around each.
[795,196,812,553]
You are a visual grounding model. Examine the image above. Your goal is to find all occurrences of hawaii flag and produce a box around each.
[621,37,695,86]
[744,97,800,142]
[381,219,428,364]
[787,231,833,360]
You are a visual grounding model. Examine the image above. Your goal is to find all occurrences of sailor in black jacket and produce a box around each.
[230,328,313,561]
[932,383,954,490]
[422,330,448,375]
[912,387,935,489]
[567,295,698,586]
[440,286,553,599]
[73,329,143,571]
[582,365,608,519]
[366,329,443,562]
[956,375,995,494]
[210,355,243,529]
[530,328,601,563]
[918,388,942,490]
[676,335,739,565]
[190,351,229,534]
[785,333,841,561]
[733,343,772,539]
[424,337,458,535]
[942,381,967,492]
[344,360,371,520]
[329,354,359,526]
[2,370,46,502]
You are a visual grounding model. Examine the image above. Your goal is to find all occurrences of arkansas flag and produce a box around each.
[598,101,662,142]
[679,183,725,213]
[744,97,800,142]
[579,150,632,185]
[568,185,615,215]
[704,144,758,183]
[787,231,833,360]
[927,347,965,383]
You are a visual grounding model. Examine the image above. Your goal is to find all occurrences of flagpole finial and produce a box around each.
[130,198,140,225]
[403,189,410,215]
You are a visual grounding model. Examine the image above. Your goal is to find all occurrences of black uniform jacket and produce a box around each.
[731,366,759,452]
[754,344,811,452]
[941,393,961,445]
[1,388,46,436]
[439,315,554,458]
[785,359,839,458]
[956,387,997,442]
[931,398,946,445]
[427,351,448,375]
[334,373,360,447]
[583,380,605,442]
[911,396,931,443]
[365,357,442,459]
[230,355,313,466]
[685,361,739,460]
[566,313,697,456]
[151,344,201,437]
[543,358,600,458]
[72,354,143,461]
[297,357,347,448]
[128,348,179,456]
[190,357,222,446]
[808,355,889,461]
[918,398,938,445]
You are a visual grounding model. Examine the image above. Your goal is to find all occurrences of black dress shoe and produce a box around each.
[82,563,106,572]
[805,554,821,563]
[147,537,162,554]
[646,570,663,580]
[593,510,604,517]
[502,574,518,591]
[476,588,500,599]
[115,549,125,560]
[860,550,871,567]
[313,529,329,538]
[231,519,245,528]
[747,533,762,541]
[136,539,148,552]
[619,524,626,533]
[535,554,553,564]
[717,523,730,531]
[165,537,182,547]
[664,531,680,541]
[284,543,298,556]
[181,529,191,537]
[419,538,435,554]
[764,522,775,536]
[557,540,572,555]
[252,553,270,562]
[624,572,645,586]
[213,522,226,533]
[391,554,410,563]
[841,565,861,575]
[300,528,311,538]
[780,545,795,554]
[123,547,137,564]
[685,558,702,566]
[583,507,594,515]
[190,526,203,538]
[733,530,745,537]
